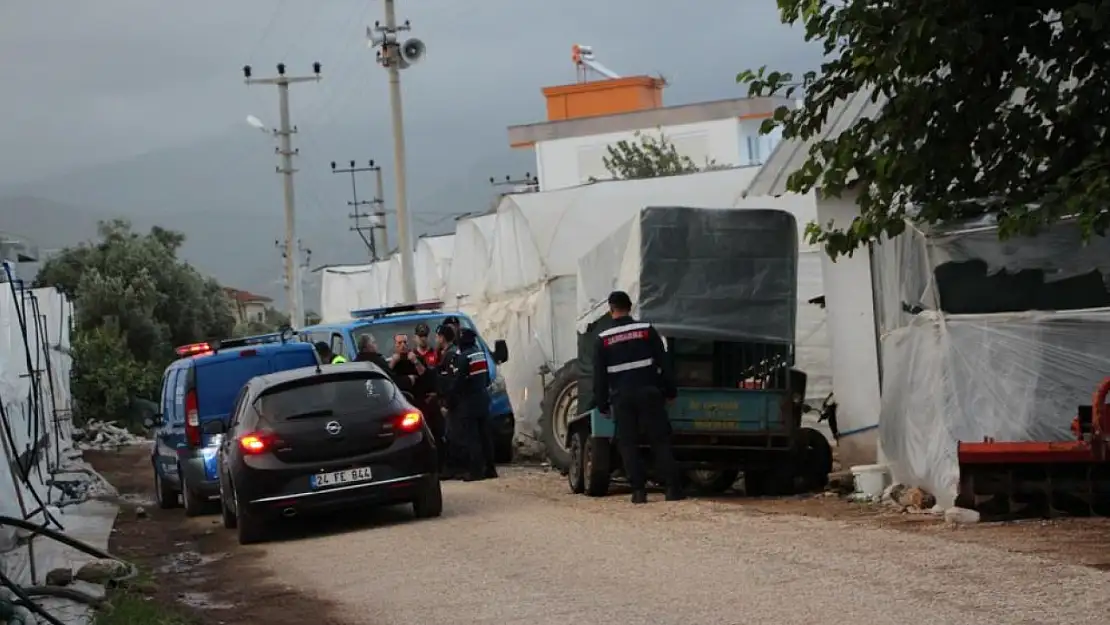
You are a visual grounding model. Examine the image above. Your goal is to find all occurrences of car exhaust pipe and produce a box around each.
[281,507,297,518]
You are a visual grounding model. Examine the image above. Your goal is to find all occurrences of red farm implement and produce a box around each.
[955,377,1110,520]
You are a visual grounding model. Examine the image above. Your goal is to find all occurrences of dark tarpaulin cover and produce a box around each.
[576,206,799,412]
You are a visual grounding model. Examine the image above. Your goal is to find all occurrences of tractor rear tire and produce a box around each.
[583,436,612,497]
[798,427,833,492]
[540,360,579,472]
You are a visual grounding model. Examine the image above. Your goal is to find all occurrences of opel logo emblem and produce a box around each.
[325,420,342,435]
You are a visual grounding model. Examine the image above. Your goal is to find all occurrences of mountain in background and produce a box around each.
[0,122,532,309]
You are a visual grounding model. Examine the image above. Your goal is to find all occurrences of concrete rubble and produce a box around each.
[73,420,150,451]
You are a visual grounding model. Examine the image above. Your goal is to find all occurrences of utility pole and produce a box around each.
[244,62,321,329]
[368,4,426,303]
[273,239,312,328]
[489,172,540,191]
[330,160,388,261]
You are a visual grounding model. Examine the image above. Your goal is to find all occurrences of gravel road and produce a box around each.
[253,468,1110,625]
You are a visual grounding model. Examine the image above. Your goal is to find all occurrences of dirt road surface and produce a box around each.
[254,469,1110,625]
[90,448,1110,625]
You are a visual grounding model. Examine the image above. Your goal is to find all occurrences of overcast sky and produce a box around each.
[0,0,820,186]
[0,1,821,300]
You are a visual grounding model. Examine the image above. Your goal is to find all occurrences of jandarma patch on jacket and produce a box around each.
[603,329,648,346]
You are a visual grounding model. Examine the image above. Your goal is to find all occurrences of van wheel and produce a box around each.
[154,468,179,510]
[181,470,207,517]
[413,477,444,519]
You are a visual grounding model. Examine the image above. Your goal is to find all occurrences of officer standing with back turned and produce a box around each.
[446,327,498,481]
[593,290,684,504]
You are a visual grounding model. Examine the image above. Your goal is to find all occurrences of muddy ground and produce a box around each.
[85,446,1110,624]
[85,447,347,625]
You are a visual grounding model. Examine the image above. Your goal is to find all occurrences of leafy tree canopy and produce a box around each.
[601,130,719,180]
[35,219,236,422]
[740,1,1110,258]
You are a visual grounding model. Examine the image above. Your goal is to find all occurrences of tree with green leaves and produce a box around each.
[600,130,718,180]
[35,219,236,424]
[739,1,1109,258]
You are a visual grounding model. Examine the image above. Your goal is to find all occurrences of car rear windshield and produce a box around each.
[255,372,397,421]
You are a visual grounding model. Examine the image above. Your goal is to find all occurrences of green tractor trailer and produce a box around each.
[541,206,832,496]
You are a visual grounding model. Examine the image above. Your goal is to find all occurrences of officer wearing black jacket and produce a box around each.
[435,324,465,479]
[593,290,683,504]
[445,327,498,481]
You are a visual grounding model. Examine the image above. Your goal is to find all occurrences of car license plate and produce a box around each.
[310,467,373,489]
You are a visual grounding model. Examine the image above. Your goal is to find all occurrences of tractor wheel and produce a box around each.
[685,469,741,495]
[583,436,612,497]
[540,360,580,472]
[567,430,586,494]
[798,427,833,492]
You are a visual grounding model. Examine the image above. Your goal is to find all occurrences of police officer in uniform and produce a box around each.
[314,341,347,364]
[445,327,498,481]
[435,324,466,479]
[593,290,684,504]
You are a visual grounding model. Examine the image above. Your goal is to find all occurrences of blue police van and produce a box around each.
[148,332,320,516]
[299,301,515,462]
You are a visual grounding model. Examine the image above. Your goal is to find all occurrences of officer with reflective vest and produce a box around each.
[445,327,498,481]
[593,290,683,504]
[314,341,348,364]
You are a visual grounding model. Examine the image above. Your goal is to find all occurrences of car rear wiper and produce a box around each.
[284,409,335,420]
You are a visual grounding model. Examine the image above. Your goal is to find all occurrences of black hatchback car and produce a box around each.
[206,362,443,544]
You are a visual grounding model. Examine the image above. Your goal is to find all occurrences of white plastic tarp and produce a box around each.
[319,259,393,322]
[872,217,1110,506]
[484,168,763,298]
[415,234,455,301]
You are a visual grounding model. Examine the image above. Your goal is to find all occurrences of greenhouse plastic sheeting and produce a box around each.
[872,217,1110,506]
[385,234,456,304]
[319,259,393,323]
[446,215,496,306]
[0,283,117,625]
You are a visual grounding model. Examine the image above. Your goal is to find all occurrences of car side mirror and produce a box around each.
[202,420,227,435]
[493,339,509,364]
[142,414,163,429]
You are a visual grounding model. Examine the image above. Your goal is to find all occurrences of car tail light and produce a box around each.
[398,411,423,433]
[184,389,201,447]
[238,432,271,455]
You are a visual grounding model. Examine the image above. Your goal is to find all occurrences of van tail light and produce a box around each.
[397,411,423,433]
[184,389,201,447]
[238,432,273,455]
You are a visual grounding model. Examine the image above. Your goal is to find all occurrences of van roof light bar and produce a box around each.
[350,300,444,320]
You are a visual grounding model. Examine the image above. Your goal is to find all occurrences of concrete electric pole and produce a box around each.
[367,3,426,303]
[244,62,321,329]
[330,160,388,261]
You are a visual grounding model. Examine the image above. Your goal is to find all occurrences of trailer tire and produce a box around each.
[798,427,833,492]
[685,469,740,495]
[583,436,611,498]
[567,430,586,494]
[540,360,579,472]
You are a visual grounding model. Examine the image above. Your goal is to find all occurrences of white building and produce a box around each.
[505,74,791,191]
